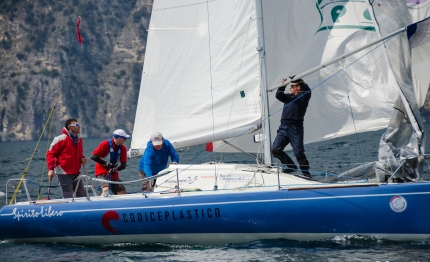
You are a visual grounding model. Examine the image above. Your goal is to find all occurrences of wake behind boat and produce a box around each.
[2,0,430,245]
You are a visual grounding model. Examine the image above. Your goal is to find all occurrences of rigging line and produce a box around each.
[35,4,87,200]
[220,1,256,161]
[9,106,56,205]
[152,0,218,12]
[225,1,255,134]
[271,33,400,117]
[194,31,400,166]
[307,37,391,85]
[221,139,259,162]
[185,147,209,164]
[37,106,55,200]
[341,34,399,93]
[205,0,218,184]
[157,26,402,183]
[347,92,366,177]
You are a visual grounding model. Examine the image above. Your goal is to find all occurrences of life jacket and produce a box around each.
[108,139,121,166]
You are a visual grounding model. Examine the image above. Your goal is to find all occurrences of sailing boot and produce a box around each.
[272,150,298,173]
[297,156,311,178]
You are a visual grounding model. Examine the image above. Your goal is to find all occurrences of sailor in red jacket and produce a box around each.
[46,119,87,198]
[91,129,130,196]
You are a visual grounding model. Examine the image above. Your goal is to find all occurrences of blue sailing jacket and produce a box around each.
[138,139,179,177]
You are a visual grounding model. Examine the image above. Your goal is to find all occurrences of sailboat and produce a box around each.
[1,0,430,245]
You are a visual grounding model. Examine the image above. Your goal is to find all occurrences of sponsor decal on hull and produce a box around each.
[390,195,407,213]
[101,208,222,233]
[102,210,120,233]
[122,208,221,222]
[165,176,198,185]
[12,206,64,221]
[219,173,252,182]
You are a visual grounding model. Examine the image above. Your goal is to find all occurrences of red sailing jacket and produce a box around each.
[92,139,127,180]
[46,128,84,175]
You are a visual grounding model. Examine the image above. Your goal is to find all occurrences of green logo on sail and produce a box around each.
[316,0,375,32]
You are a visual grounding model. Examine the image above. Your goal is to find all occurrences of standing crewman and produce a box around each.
[46,118,87,198]
[271,78,312,178]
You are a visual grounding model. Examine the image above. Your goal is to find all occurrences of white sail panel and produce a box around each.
[264,0,400,146]
[402,0,430,109]
[409,6,430,106]
[214,0,400,154]
[407,0,430,23]
[130,0,261,154]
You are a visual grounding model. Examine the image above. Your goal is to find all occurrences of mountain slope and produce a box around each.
[0,0,152,141]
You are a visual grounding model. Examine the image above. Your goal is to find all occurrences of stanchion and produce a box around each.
[176,168,181,196]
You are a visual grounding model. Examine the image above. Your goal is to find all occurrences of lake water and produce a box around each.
[1,128,430,261]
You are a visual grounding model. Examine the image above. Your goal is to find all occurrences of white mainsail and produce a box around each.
[130,0,262,157]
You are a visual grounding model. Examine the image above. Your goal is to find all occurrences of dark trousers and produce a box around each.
[95,175,126,195]
[272,121,305,158]
[57,174,87,198]
[271,121,310,175]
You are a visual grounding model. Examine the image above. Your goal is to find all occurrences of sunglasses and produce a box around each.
[69,123,80,127]
[290,84,300,88]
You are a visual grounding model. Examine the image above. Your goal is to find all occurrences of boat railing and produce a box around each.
[144,168,182,198]
[5,175,95,205]
[5,178,32,205]
[385,155,424,184]
[175,167,181,196]
[277,163,281,190]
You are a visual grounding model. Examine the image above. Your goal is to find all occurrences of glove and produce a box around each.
[105,162,115,169]
[171,162,178,165]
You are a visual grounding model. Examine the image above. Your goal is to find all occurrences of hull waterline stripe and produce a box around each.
[9,232,430,245]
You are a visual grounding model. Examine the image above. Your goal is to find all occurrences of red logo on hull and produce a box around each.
[101,210,120,233]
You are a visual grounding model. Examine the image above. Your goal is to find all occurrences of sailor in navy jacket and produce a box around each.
[272,78,312,178]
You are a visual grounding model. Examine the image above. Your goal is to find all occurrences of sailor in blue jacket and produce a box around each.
[138,132,179,191]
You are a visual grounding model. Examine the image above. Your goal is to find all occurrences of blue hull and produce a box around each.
[1,182,430,245]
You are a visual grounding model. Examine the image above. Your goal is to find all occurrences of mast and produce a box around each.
[255,0,272,165]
